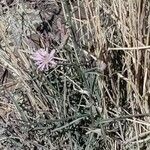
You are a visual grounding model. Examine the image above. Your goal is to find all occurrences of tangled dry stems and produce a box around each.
[0,0,150,149]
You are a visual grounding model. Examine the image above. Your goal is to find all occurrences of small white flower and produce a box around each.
[97,60,106,72]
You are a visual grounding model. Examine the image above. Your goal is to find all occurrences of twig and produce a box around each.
[99,113,150,124]
[108,46,150,50]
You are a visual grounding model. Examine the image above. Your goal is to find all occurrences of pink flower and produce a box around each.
[31,49,57,71]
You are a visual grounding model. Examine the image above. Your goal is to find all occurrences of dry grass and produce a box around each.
[0,0,150,149]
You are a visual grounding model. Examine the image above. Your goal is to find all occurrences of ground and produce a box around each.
[0,0,150,150]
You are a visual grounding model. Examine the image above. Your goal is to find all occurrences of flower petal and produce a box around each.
[49,49,56,59]
[37,63,45,71]
[35,61,43,65]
